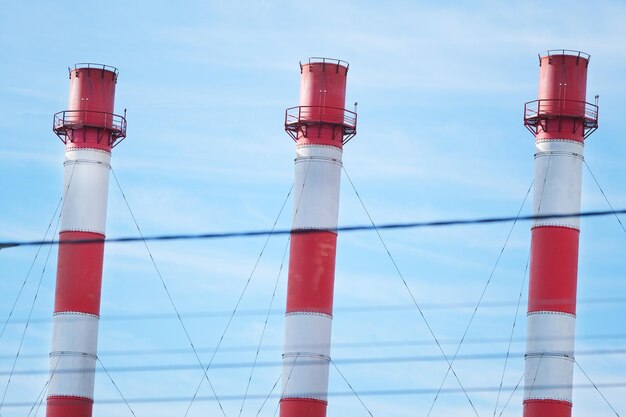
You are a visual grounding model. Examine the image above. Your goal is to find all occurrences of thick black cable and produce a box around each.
[584,160,626,233]
[0,197,62,343]
[342,166,480,417]
[575,360,621,417]
[331,359,374,417]
[3,209,626,249]
[427,179,533,417]
[110,168,227,417]
[97,357,137,417]
[182,183,294,417]
[239,235,290,417]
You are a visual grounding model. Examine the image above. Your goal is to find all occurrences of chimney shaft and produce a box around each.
[522,50,597,417]
[47,63,127,417]
[280,57,356,417]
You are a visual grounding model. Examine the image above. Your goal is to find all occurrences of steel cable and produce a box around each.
[111,168,227,417]
[181,179,296,417]
[496,371,524,417]
[427,178,533,417]
[331,359,374,417]
[575,360,621,417]
[239,235,290,417]
[342,165,480,417]
[584,160,626,234]
[0,163,77,414]
[492,154,551,417]
[98,357,138,417]
[0,197,62,344]
[493,251,530,417]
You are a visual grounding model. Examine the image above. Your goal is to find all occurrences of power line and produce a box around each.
[3,296,625,326]
[0,295,623,331]
[2,348,626,377]
[2,333,626,361]
[2,381,626,408]
[2,208,626,249]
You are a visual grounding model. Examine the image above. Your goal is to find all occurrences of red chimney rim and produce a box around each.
[539,50,590,61]
[68,63,119,76]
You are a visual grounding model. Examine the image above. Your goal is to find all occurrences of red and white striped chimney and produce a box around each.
[522,50,598,417]
[280,58,357,417]
[47,64,127,417]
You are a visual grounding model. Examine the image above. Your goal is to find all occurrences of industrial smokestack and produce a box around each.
[522,50,598,417]
[280,57,357,417]
[47,63,127,417]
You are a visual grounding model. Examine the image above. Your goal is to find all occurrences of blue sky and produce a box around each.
[1,1,626,416]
